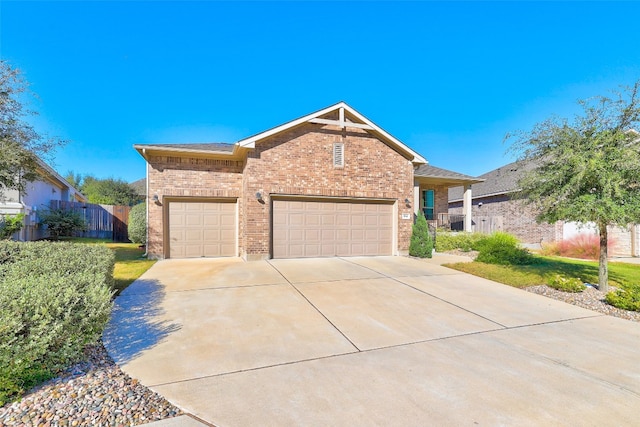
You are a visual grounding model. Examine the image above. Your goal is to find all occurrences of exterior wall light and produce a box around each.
[152,194,162,206]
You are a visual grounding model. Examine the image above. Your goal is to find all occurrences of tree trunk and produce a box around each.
[598,223,609,293]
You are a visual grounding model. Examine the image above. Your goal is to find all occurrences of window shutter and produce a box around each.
[333,143,344,167]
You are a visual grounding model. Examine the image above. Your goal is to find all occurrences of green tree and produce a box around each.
[79,175,141,206]
[409,212,433,258]
[507,81,640,292]
[0,61,63,196]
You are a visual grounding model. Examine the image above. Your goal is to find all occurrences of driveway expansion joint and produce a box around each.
[266,259,362,352]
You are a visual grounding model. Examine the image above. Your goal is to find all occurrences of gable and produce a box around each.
[237,102,427,166]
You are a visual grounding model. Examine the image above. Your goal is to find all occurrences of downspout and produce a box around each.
[143,149,149,257]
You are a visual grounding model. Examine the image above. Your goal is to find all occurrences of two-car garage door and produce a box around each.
[168,200,236,258]
[167,198,394,259]
[272,199,393,258]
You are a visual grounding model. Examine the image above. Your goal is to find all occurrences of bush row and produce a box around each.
[0,241,114,405]
[434,232,486,252]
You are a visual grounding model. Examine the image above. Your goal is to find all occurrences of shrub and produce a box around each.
[0,213,24,240]
[435,231,486,252]
[409,212,433,258]
[606,283,640,312]
[39,208,87,239]
[475,232,534,265]
[0,241,114,405]
[127,203,146,244]
[547,274,585,293]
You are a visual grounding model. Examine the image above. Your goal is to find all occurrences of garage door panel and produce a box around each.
[273,199,393,258]
[169,200,236,258]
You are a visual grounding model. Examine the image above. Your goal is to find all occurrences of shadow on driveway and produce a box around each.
[103,279,181,365]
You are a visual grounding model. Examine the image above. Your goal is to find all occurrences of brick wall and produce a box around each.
[146,155,243,258]
[242,122,415,259]
[449,194,561,244]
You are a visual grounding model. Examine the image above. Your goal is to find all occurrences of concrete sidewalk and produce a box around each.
[105,256,640,426]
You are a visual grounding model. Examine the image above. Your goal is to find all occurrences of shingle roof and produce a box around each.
[136,142,235,152]
[130,178,146,196]
[414,164,480,181]
[448,160,537,201]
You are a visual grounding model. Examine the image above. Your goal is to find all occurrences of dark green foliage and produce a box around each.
[127,203,146,244]
[39,207,87,239]
[507,81,640,291]
[475,232,534,265]
[80,175,142,206]
[0,214,24,240]
[409,212,433,258]
[0,241,114,405]
[606,283,640,312]
[435,232,486,252]
[547,274,585,293]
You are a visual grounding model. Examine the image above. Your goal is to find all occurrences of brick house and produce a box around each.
[135,102,480,260]
[448,161,640,256]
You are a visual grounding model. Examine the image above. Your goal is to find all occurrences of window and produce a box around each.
[423,189,434,220]
[333,143,344,167]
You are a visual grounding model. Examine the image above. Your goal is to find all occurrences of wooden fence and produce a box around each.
[50,200,131,242]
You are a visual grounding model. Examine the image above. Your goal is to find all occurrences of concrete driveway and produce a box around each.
[104,256,640,426]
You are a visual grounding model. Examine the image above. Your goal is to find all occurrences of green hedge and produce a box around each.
[0,241,114,405]
[127,202,146,244]
[435,232,487,252]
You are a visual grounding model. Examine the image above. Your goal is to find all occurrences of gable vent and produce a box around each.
[333,143,344,167]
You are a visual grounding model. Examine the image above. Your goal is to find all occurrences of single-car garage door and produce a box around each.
[272,199,393,258]
[168,200,236,258]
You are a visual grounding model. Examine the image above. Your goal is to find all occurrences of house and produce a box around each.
[0,157,87,241]
[135,102,481,260]
[448,161,640,256]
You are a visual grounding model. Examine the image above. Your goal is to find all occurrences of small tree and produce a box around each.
[0,214,24,240]
[39,208,87,239]
[0,61,64,197]
[127,203,146,245]
[507,81,640,292]
[409,212,433,258]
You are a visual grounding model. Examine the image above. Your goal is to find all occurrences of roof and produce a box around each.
[414,164,482,182]
[448,160,537,202]
[36,157,88,202]
[138,142,234,152]
[130,178,146,196]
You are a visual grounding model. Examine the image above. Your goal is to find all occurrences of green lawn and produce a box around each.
[444,256,640,289]
[60,237,156,295]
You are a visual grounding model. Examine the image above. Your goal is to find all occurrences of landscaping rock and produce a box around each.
[525,285,640,322]
[0,341,181,427]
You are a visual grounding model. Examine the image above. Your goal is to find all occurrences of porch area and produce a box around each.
[413,165,483,232]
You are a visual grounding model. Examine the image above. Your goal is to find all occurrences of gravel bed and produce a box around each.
[525,284,640,322]
[0,341,182,427]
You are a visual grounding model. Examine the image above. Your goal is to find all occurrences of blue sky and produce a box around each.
[2,1,639,183]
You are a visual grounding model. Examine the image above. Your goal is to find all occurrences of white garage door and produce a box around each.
[168,201,236,258]
[273,199,393,258]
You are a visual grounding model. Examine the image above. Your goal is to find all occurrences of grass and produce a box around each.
[109,242,156,295]
[60,237,156,295]
[445,255,640,289]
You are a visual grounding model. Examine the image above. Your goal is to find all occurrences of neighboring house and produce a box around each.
[448,161,640,256]
[135,102,481,260]
[129,178,147,200]
[0,157,87,241]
